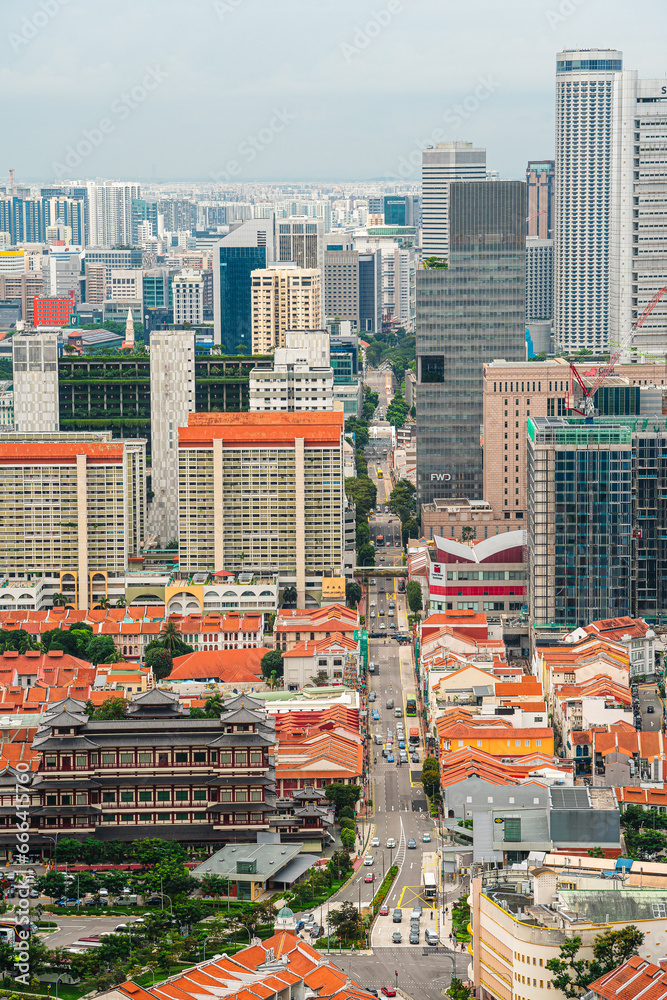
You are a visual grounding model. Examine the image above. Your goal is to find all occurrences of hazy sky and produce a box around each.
[3,0,666,184]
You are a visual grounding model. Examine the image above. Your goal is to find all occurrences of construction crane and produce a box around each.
[569,286,667,422]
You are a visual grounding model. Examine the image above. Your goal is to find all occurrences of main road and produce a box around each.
[315,452,469,995]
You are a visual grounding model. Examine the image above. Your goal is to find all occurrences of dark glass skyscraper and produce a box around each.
[416,180,526,507]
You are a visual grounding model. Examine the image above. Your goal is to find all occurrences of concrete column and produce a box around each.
[213,437,224,571]
[76,453,88,610]
[295,437,306,607]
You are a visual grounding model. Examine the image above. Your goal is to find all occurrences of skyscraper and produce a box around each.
[421,142,486,258]
[212,218,276,353]
[525,161,554,239]
[554,49,667,354]
[416,181,526,507]
[250,264,322,353]
[86,181,141,248]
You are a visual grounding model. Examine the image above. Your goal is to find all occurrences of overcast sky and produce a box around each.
[3,0,666,184]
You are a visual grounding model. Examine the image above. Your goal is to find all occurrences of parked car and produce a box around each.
[409,928,420,944]
[412,753,420,763]
[310,925,323,939]
[369,690,376,702]
[411,906,422,919]
[381,989,396,998]
[145,895,163,906]
[392,931,402,943]
[392,908,402,923]
[425,929,439,946]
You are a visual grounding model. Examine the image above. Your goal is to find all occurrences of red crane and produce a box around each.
[569,286,667,422]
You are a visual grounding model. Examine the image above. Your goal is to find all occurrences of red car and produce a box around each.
[379,904,389,915]
[364,873,375,883]
[381,989,396,998]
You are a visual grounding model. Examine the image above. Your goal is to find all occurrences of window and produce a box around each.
[102,753,115,765]
[251,790,262,801]
[138,752,152,764]
[220,752,232,764]
[76,793,87,805]
[45,757,56,768]
[175,753,188,763]
[176,790,188,801]
[193,812,207,820]
[76,755,87,768]
[175,812,189,820]
[194,752,206,763]
[236,789,248,801]
[46,795,56,806]
[157,791,170,802]
[139,813,152,822]
[194,790,206,801]
[102,792,116,803]
[250,751,262,764]
[120,753,134,765]
[102,814,117,823]
[139,791,151,802]
[221,791,231,801]
[504,818,521,842]
[121,792,133,803]
[652,902,667,918]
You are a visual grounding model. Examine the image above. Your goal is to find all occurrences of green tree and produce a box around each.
[145,645,174,680]
[447,979,473,1000]
[340,827,356,852]
[421,756,440,797]
[0,628,38,653]
[345,475,377,519]
[356,522,371,547]
[547,927,644,997]
[86,634,121,664]
[407,580,423,613]
[34,871,67,902]
[358,543,375,567]
[282,585,298,605]
[346,581,362,608]
[137,857,196,898]
[91,697,129,720]
[324,782,361,813]
[389,479,416,523]
[260,650,284,680]
[41,627,86,658]
[160,618,184,653]
[130,838,186,866]
[631,829,667,860]
[328,901,361,942]
[339,806,355,821]
[402,518,420,547]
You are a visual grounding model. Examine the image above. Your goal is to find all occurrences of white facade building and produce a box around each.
[526,238,554,322]
[44,250,81,300]
[86,182,140,248]
[555,49,667,354]
[249,331,334,412]
[12,333,59,434]
[421,142,486,258]
[148,330,196,544]
[173,272,204,326]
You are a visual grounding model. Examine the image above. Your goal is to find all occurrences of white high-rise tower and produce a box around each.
[555,49,667,355]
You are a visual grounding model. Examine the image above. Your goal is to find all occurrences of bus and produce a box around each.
[406,697,416,716]
[422,852,438,900]
[409,727,419,745]
[376,535,384,547]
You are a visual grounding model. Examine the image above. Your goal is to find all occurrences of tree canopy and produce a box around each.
[407,580,423,613]
[260,650,284,681]
[546,927,644,997]
[325,783,361,813]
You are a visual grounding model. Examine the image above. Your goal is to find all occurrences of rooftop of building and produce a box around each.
[179,410,345,448]
[422,497,493,512]
[589,956,667,1000]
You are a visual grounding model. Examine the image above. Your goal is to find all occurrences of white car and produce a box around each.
[386,837,397,849]
[363,855,374,866]
[371,837,380,847]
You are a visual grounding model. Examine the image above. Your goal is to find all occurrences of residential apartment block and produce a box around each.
[249,331,334,412]
[250,264,322,353]
[177,412,345,605]
[172,271,204,326]
[12,332,60,434]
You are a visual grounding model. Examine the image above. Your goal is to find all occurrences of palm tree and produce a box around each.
[160,618,182,652]
[51,593,67,607]
[97,597,111,609]
[115,597,126,608]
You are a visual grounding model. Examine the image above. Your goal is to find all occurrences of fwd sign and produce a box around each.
[430,473,451,481]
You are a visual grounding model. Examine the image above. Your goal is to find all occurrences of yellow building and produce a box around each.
[437,719,554,758]
[251,263,322,353]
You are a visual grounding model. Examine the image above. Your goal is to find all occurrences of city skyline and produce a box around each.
[2,0,665,183]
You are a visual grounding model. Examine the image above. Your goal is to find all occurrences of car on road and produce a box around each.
[379,904,389,916]
[386,753,394,762]
[372,710,379,720]
[390,623,397,629]
[364,873,375,883]
[367,990,379,997]
[371,837,380,847]
[422,832,431,843]
[310,925,323,939]
[398,740,406,749]
[407,838,416,849]
[648,705,655,713]
[369,690,376,702]
[411,753,420,763]
[411,906,422,918]
[409,928,420,944]
[392,908,402,923]
[386,837,397,848]
[392,931,402,943]
[363,855,374,866]
[425,929,439,946]
[371,579,376,585]
[380,623,386,629]
[381,989,396,997]
[370,611,375,619]
[29,889,39,898]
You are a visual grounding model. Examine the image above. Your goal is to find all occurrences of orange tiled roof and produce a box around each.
[588,955,667,1000]
[180,411,344,448]
[282,632,358,657]
[0,442,125,463]
[169,647,269,682]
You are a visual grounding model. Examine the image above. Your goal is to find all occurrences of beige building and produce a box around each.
[251,263,322,353]
[483,357,667,526]
[172,271,204,326]
[177,412,345,606]
[471,864,667,1000]
[0,433,146,608]
[0,271,44,324]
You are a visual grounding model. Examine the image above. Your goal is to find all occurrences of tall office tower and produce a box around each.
[172,272,204,326]
[0,272,44,324]
[526,161,555,239]
[178,412,344,605]
[276,217,325,320]
[249,331,334,412]
[383,194,421,228]
[86,181,141,248]
[44,249,81,300]
[416,181,526,507]
[358,251,382,334]
[376,244,416,332]
[250,264,322,353]
[131,198,159,243]
[12,333,60,433]
[0,433,146,607]
[528,416,632,625]
[324,248,359,329]
[610,72,667,353]
[213,217,276,352]
[421,142,487,258]
[149,330,195,544]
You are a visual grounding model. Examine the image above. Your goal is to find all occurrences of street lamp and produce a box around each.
[54,972,67,998]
